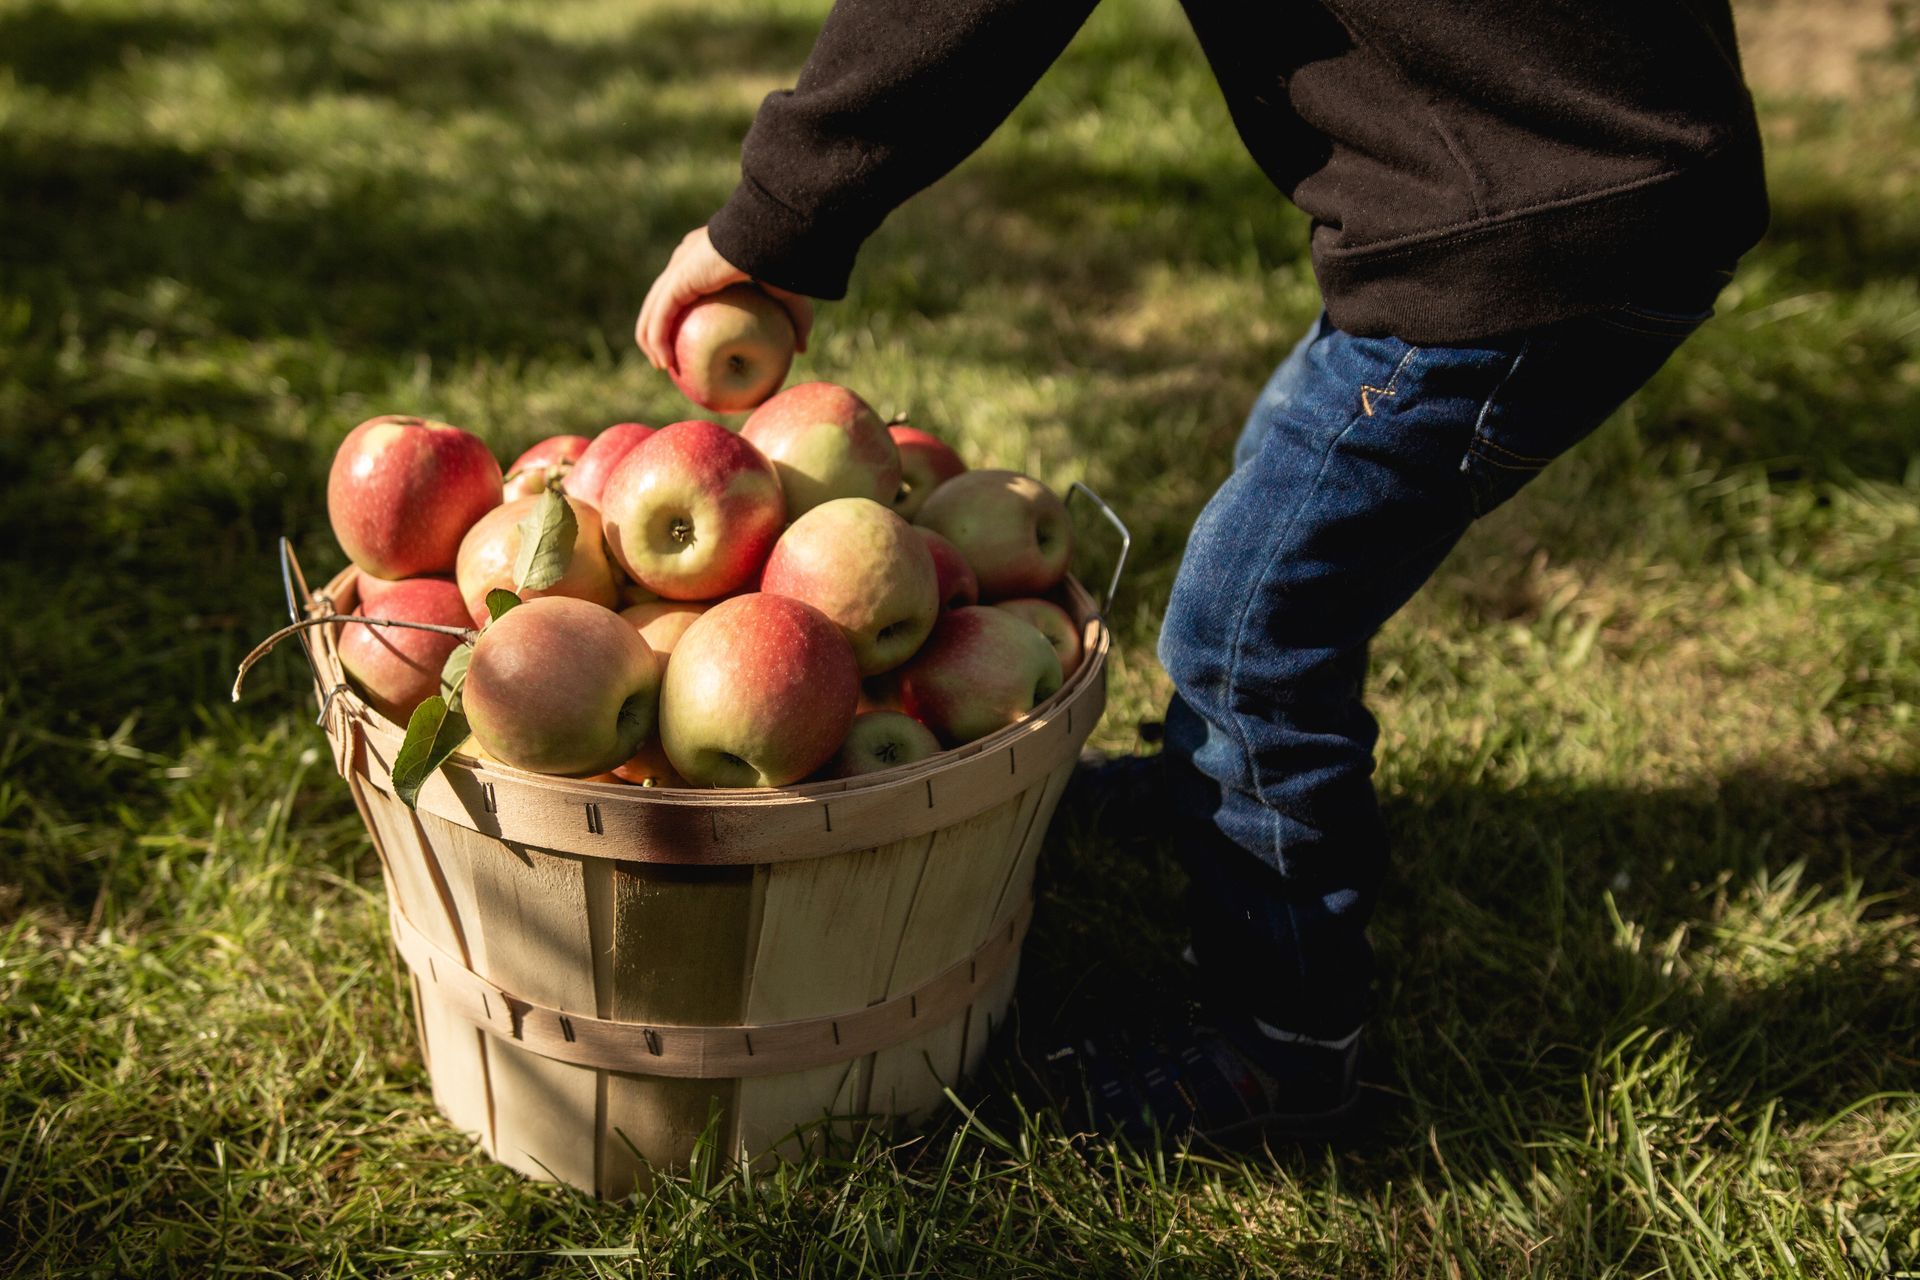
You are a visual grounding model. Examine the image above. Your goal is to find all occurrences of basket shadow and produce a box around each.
[963,763,1919,1183]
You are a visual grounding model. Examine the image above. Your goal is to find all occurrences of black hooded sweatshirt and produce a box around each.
[705,0,1768,344]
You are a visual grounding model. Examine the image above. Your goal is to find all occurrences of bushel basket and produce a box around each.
[280,514,1118,1199]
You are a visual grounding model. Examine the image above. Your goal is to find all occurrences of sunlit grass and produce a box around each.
[2,0,1917,1273]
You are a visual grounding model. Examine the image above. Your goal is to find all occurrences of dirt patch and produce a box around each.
[1735,0,1904,98]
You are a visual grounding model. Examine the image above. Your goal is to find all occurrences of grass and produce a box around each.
[2,0,1917,1273]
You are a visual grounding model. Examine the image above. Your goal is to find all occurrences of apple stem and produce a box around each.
[231,615,479,703]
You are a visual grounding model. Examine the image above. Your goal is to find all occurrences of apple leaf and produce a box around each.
[512,488,576,593]
[391,695,471,810]
[484,588,521,622]
[438,644,472,714]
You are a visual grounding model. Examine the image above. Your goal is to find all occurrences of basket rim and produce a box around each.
[311,564,1111,814]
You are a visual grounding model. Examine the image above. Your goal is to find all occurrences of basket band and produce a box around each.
[387,894,1034,1079]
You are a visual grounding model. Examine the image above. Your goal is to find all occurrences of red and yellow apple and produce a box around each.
[503,434,591,501]
[658,593,859,787]
[888,423,967,520]
[337,576,474,724]
[565,421,654,509]
[462,597,661,776]
[740,382,900,520]
[916,527,980,611]
[833,710,941,778]
[898,606,1063,745]
[612,737,687,788]
[668,283,796,412]
[600,419,786,600]
[454,492,620,624]
[994,597,1083,679]
[759,497,938,675]
[914,470,1071,600]
[327,415,502,579]
[619,600,709,659]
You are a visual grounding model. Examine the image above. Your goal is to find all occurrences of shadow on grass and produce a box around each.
[1005,764,1919,1168]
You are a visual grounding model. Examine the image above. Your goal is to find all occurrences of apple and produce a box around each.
[454,493,620,624]
[669,283,796,412]
[833,711,941,778]
[994,597,1083,679]
[328,415,502,579]
[620,601,709,659]
[740,382,900,520]
[897,606,1063,745]
[617,577,661,608]
[462,597,661,776]
[600,419,786,600]
[337,576,474,724]
[759,497,938,676]
[916,528,979,611]
[355,568,451,614]
[659,593,858,787]
[612,738,687,788]
[914,470,1071,600]
[565,422,654,509]
[888,423,967,520]
[503,434,591,501]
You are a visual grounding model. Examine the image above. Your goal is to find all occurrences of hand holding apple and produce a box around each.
[669,283,796,412]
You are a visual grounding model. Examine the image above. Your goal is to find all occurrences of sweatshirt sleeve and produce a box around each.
[705,0,1102,299]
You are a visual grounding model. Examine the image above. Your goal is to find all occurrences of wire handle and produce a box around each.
[1065,481,1131,617]
[278,537,333,712]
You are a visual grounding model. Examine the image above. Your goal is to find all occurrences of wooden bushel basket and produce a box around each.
[280,487,1126,1198]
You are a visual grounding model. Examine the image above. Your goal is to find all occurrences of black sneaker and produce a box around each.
[1045,1007,1366,1149]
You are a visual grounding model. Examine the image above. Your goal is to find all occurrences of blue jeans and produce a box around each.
[1158,295,1720,1038]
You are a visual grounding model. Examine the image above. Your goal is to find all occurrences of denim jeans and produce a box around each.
[1158,294,1720,1038]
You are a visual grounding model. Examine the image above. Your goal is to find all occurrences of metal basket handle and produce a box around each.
[1066,481,1131,617]
[278,537,344,723]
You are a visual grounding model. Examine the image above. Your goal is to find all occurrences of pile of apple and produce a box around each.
[326,288,1083,795]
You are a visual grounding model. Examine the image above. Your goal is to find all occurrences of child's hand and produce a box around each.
[636,227,815,375]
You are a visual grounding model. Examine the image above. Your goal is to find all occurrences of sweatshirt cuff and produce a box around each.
[707,175,869,301]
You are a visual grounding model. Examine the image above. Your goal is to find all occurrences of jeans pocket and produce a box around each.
[1456,303,1704,517]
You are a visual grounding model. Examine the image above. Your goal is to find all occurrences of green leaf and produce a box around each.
[512,488,577,593]
[484,588,521,622]
[438,644,472,714]
[390,695,471,809]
